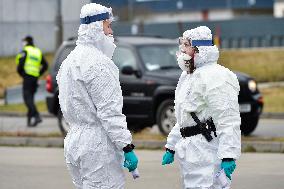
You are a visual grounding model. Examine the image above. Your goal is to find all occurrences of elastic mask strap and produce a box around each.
[191,40,213,46]
[80,12,110,25]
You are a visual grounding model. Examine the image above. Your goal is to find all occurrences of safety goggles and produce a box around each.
[178,37,191,47]
[80,11,115,25]
[178,37,213,47]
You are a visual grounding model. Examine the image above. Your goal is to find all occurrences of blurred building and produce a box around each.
[92,0,274,23]
[274,0,284,17]
[0,0,89,56]
[1,0,282,55]
[91,0,284,49]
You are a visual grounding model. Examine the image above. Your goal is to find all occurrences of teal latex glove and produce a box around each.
[162,151,174,165]
[124,151,138,172]
[221,160,236,180]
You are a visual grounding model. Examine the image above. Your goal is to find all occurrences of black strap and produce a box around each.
[180,113,217,142]
[191,112,217,137]
[190,112,202,125]
[180,125,201,138]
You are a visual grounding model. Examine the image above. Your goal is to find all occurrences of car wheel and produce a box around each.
[157,99,176,136]
[241,115,259,136]
[58,109,69,137]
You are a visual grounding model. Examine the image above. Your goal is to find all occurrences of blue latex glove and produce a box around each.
[124,151,138,172]
[162,151,174,165]
[221,160,236,180]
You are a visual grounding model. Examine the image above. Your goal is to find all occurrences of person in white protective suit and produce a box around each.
[56,3,138,189]
[161,26,241,189]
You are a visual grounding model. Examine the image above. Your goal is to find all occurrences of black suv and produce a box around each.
[46,36,263,136]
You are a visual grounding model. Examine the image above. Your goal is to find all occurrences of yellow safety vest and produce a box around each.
[16,46,42,77]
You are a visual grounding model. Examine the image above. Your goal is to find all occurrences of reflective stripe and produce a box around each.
[23,46,42,77]
[80,12,110,24]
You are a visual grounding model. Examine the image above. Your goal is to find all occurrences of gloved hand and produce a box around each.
[162,149,175,165]
[221,160,236,180]
[124,151,138,172]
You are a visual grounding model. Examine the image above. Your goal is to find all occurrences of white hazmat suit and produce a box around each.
[56,3,132,189]
[165,26,241,189]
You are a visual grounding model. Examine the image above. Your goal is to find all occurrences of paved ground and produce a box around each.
[252,119,284,138]
[0,147,283,189]
[0,115,283,138]
[0,116,59,135]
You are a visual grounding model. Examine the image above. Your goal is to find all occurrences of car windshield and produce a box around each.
[138,45,179,71]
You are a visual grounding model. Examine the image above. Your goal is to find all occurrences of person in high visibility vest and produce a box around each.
[16,36,48,127]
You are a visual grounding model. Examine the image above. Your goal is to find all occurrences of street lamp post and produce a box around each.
[55,0,63,50]
[128,0,134,21]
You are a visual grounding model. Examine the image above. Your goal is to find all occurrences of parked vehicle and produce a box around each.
[46,36,263,136]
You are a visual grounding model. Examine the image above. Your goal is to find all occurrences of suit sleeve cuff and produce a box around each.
[123,144,135,153]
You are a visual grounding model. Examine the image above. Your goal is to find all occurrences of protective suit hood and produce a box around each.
[76,3,116,59]
[183,26,219,68]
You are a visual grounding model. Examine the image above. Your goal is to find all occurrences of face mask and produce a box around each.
[102,34,116,59]
[22,41,27,48]
[107,34,114,43]
[177,52,192,72]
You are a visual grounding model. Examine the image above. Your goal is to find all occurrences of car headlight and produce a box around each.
[248,80,257,92]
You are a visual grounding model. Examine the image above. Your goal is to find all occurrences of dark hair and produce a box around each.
[23,35,34,46]
[188,47,199,74]
[193,46,199,53]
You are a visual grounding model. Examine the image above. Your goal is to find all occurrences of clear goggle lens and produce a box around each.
[178,37,191,47]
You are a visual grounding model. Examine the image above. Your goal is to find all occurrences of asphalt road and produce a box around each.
[252,119,284,138]
[0,147,283,189]
[0,115,283,138]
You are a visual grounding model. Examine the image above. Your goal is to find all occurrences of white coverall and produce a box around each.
[166,26,241,189]
[56,4,132,189]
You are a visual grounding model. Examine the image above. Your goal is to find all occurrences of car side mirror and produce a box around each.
[121,65,142,78]
[121,65,135,75]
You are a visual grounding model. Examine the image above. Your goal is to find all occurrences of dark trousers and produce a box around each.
[22,75,39,119]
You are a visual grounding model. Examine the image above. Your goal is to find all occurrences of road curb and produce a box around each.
[258,81,284,89]
[134,140,166,149]
[0,112,53,118]
[260,112,284,119]
[0,137,283,153]
[134,140,284,153]
[242,141,284,153]
[0,137,63,148]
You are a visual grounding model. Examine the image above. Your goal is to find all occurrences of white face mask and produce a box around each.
[102,34,116,59]
[177,52,192,72]
[22,41,27,48]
